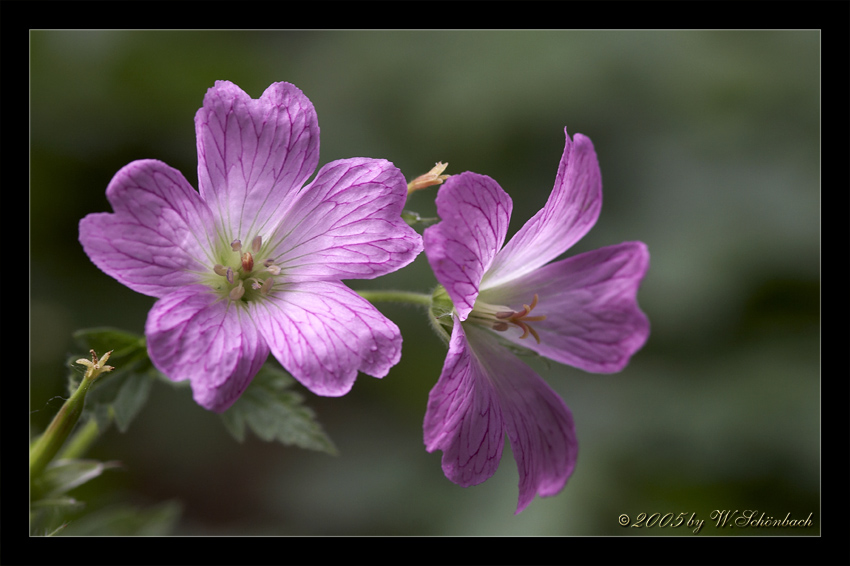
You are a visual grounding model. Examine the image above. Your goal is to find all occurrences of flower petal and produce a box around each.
[145,285,270,413]
[270,158,423,281]
[423,173,512,320]
[481,241,650,373]
[252,280,402,396]
[195,81,320,243]
[423,318,505,488]
[79,159,217,298]
[425,319,578,513]
[483,130,602,290]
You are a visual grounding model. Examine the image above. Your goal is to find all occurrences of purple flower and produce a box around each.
[79,81,423,412]
[423,129,649,513]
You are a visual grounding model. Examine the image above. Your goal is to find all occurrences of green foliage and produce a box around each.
[220,364,338,455]
[71,327,157,434]
[54,501,183,536]
[30,457,127,535]
[33,458,122,499]
[31,327,335,535]
[71,327,336,453]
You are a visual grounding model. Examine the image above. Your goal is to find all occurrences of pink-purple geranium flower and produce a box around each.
[79,81,422,412]
[423,129,649,513]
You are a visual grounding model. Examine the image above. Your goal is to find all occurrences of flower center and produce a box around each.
[207,235,281,302]
[469,293,547,344]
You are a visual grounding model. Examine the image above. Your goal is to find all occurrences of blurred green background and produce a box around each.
[30,30,819,536]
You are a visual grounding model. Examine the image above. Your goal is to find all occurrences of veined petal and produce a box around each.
[483,130,602,290]
[423,318,505,487]
[252,280,402,396]
[195,81,320,243]
[423,173,512,320]
[270,158,422,281]
[145,285,270,413]
[465,324,578,514]
[424,320,578,513]
[480,241,650,373]
[79,159,217,298]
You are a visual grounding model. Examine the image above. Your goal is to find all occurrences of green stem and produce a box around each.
[58,416,103,461]
[356,290,432,307]
[30,351,113,482]
[30,376,94,481]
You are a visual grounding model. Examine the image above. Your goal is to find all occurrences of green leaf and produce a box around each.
[220,364,337,455]
[70,327,157,433]
[33,458,122,499]
[73,327,147,360]
[30,496,83,511]
[56,501,182,536]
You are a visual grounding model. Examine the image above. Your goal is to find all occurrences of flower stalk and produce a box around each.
[356,290,432,307]
[29,350,114,482]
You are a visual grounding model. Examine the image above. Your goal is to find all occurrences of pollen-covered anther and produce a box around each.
[242,252,254,272]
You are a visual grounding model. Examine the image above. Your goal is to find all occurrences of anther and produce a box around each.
[260,277,274,295]
[229,281,245,301]
[242,252,254,273]
[226,267,235,285]
[213,264,227,277]
[251,235,262,253]
[492,294,546,344]
[262,257,281,275]
[231,239,242,252]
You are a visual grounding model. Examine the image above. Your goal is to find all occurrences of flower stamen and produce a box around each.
[260,277,274,295]
[242,252,254,273]
[486,293,546,344]
[209,234,279,302]
[229,281,245,301]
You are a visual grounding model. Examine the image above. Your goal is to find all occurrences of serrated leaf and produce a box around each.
[220,364,337,455]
